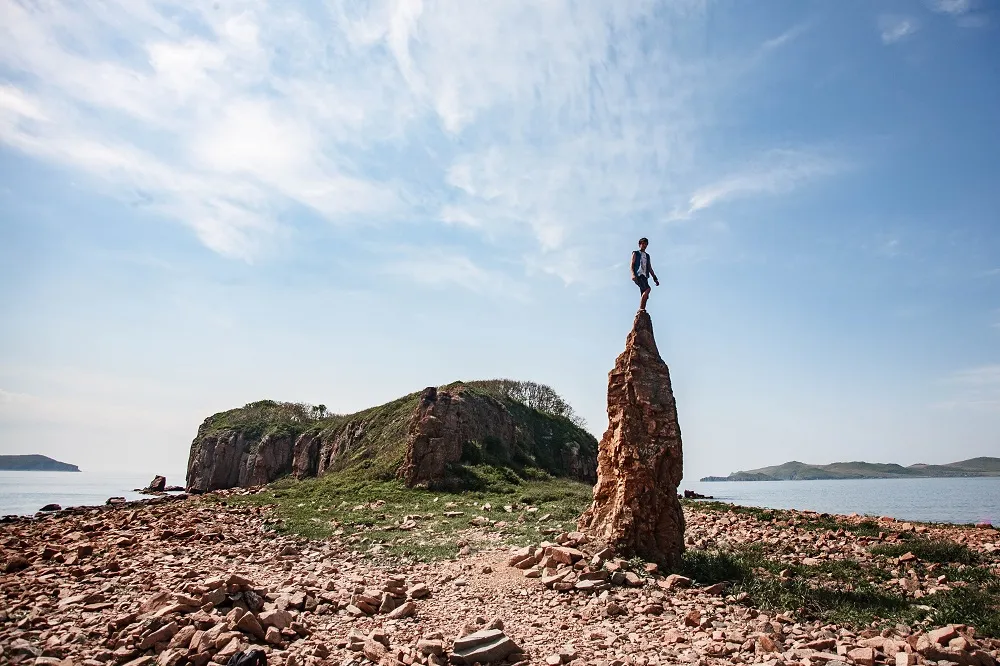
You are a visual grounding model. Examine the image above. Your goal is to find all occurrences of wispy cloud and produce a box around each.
[929,0,988,27]
[0,0,719,271]
[932,0,972,15]
[761,22,811,51]
[380,246,528,300]
[669,149,843,221]
[879,16,919,44]
[937,364,1000,411]
[952,365,1000,385]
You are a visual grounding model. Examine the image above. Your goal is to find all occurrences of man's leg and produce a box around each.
[640,287,650,310]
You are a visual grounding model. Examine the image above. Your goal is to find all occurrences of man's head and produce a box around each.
[638,237,648,250]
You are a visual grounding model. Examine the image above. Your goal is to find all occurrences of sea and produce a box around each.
[684,477,1000,525]
[0,472,998,525]
[0,470,188,517]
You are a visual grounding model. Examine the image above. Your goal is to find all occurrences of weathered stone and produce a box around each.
[138,621,178,650]
[848,647,875,666]
[417,639,445,656]
[577,311,685,566]
[147,476,167,492]
[407,583,430,599]
[364,638,388,663]
[3,555,30,573]
[387,601,416,619]
[259,609,293,630]
[548,547,584,565]
[156,649,184,666]
[235,611,267,640]
[451,629,521,664]
[168,625,196,649]
[928,626,958,646]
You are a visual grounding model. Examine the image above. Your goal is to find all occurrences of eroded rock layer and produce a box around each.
[578,310,685,567]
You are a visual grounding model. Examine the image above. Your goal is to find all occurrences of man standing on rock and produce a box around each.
[631,237,659,311]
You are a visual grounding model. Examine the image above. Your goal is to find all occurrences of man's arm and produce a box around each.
[649,256,660,284]
[630,251,639,279]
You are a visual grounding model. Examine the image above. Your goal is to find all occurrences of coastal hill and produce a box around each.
[0,454,80,472]
[701,456,1000,481]
[186,379,598,492]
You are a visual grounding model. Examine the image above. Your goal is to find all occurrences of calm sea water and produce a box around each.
[1,472,998,524]
[0,470,187,516]
[685,477,1000,525]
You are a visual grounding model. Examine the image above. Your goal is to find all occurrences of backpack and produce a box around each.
[227,650,267,666]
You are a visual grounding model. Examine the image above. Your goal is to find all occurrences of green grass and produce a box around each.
[216,472,1000,636]
[675,547,1000,633]
[224,467,593,561]
[870,538,978,564]
[200,399,329,440]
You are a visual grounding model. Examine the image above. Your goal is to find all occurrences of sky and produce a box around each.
[0,0,998,482]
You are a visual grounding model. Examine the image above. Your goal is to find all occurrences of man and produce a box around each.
[631,237,659,311]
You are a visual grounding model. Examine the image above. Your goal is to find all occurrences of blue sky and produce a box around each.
[1,0,998,481]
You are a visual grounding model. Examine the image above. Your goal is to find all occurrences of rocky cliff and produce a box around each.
[186,382,597,492]
[578,311,685,567]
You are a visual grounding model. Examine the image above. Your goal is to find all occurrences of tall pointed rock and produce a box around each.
[578,310,685,566]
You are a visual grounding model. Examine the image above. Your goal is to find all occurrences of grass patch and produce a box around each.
[870,538,978,564]
[676,547,999,634]
[225,467,593,562]
[682,500,778,521]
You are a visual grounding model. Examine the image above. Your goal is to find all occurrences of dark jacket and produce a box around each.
[631,250,652,279]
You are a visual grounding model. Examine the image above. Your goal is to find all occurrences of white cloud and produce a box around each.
[952,365,1000,386]
[938,364,1000,411]
[880,16,919,44]
[0,0,842,278]
[669,149,842,221]
[932,0,972,15]
[761,23,811,51]
[380,246,528,299]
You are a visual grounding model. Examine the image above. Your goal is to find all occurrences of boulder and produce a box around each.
[578,310,685,567]
[451,629,521,664]
[39,503,61,512]
[147,475,167,492]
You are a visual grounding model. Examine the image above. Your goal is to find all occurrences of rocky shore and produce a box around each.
[2,492,998,666]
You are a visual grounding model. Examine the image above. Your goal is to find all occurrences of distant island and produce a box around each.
[0,454,80,472]
[701,456,1000,482]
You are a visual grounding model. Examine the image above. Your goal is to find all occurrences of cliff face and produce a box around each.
[186,384,597,492]
[185,430,296,492]
[578,311,685,567]
[400,387,526,487]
